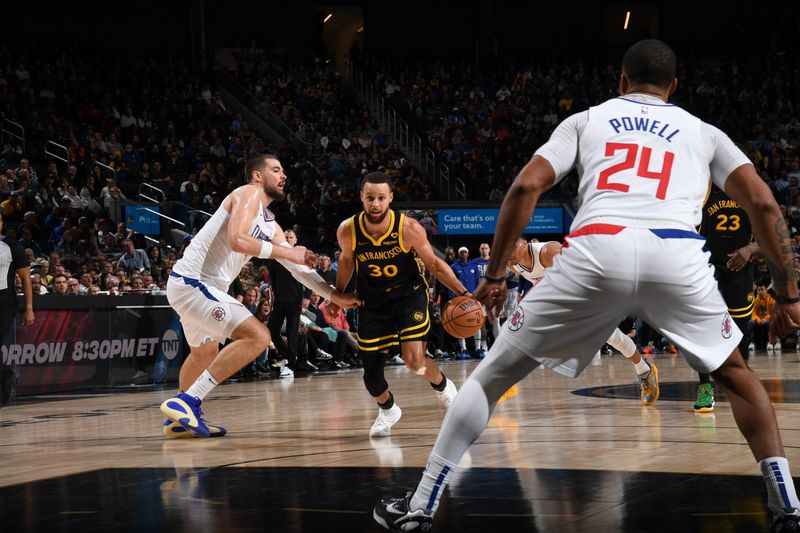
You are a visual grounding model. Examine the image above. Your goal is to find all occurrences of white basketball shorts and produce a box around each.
[167,272,253,347]
[494,224,741,377]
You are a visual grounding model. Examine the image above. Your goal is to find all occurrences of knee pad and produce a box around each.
[361,350,389,397]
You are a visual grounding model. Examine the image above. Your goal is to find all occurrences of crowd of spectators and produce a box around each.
[2,37,800,374]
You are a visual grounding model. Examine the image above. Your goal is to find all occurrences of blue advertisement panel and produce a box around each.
[125,205,161,234]
[437,208,563,234]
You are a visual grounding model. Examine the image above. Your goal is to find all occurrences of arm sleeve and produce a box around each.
[533,111,587,184]
[275,243,333,300]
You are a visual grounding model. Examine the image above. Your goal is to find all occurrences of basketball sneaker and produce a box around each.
[435,378,457,408]
[772,507,800,532]
[160,392,210,438]
[694,383,715,413]
[162,419,227,438]
[374,491,433,532]
[370,403,402,437]
[639,360,659,406]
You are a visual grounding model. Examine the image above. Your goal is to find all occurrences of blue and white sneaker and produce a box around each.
[374,491,433,532]
[160,392,210,438]
[162,419,227,439]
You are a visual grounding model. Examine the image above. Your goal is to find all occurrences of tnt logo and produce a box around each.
[508,307,524,331]
[211,306,226,321]
[161,329,180,360]
[721,313,732,339]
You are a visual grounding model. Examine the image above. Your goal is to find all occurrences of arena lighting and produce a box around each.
[357,26,364,33]
[623,11,631,29]
[324,13,333,23]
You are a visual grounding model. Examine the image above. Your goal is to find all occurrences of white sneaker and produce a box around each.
[369,404,402,437]
[316,349,333,360]
[435,378,458,408]
[388,355,404,365]
[279,365,294,378]
[767,343,775,352]
[748,342,755,352]
[775,340,782,351]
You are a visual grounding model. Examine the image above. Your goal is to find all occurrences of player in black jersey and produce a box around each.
[334,172,470,437]
[696,184,758,412]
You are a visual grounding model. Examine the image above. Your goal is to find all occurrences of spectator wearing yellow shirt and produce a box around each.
[749,283,776,351]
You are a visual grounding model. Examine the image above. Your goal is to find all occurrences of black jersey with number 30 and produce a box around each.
[351,209,426,301]
[698,185,753,264]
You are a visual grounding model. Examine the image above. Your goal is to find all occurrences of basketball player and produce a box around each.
[333,172,469,438]
[695,185,758,412]
[374,40,800,532]
[160,154,361,438]
[0,214,35,406]
[507,237,658,405]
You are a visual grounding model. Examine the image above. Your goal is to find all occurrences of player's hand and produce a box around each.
[474,279,506,323]
[284,245,310,266]
[726,246,753,271]
[331,290,362,310]
[770,302,800,339]
[22,309,34,326]
[304,249,318,269]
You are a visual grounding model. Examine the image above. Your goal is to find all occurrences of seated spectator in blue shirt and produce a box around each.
[117,239,150,272]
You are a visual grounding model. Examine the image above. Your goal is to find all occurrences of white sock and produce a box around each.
[759,457,800,512]
[410,452,457,514]
[481,341,489,351]
[458,339,467,351]
[634,359,652,376]
[185,369,219,401]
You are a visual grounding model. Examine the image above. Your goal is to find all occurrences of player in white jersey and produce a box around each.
[507,237,658,405]
[375,40,800,533]
[160,154,361,439]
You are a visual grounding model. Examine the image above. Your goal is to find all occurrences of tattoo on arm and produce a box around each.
[765,218,795,285]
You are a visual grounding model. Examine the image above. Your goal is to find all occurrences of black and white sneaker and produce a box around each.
[374,491,433,532]
[772,507,800,532]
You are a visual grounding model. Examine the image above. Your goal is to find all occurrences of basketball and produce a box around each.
[441,295,485,338]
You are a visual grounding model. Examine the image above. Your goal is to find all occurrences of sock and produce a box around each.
[698,373,711,385]
[410,452,457,514]
[481,341,489,351]
[185,369,218,401]
[634,359,651,376]
[458,339,467,351]
[378,392,394,410]
[431,373,447,392]
[759,457,800,512]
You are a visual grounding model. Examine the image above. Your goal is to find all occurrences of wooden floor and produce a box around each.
[1,351,799,532]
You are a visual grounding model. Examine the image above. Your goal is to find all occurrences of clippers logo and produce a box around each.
[211,306,226,321]
[508,307,524,331]
[721,313,732,339]
[413,311,424,322]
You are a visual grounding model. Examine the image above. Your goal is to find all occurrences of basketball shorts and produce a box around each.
[712,262,754,319]
[493,226,740,377]
[357,289,430,352]
[167,272,253,347]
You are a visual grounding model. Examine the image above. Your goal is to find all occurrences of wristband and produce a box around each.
[460,290,470,296]
[775,295,800,305]
[258,240,273,259]
[483,274,505,283]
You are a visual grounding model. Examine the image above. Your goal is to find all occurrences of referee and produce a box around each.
[0,213,35,406]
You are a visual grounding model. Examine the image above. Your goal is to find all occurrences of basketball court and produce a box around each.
[2,351,798,532]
